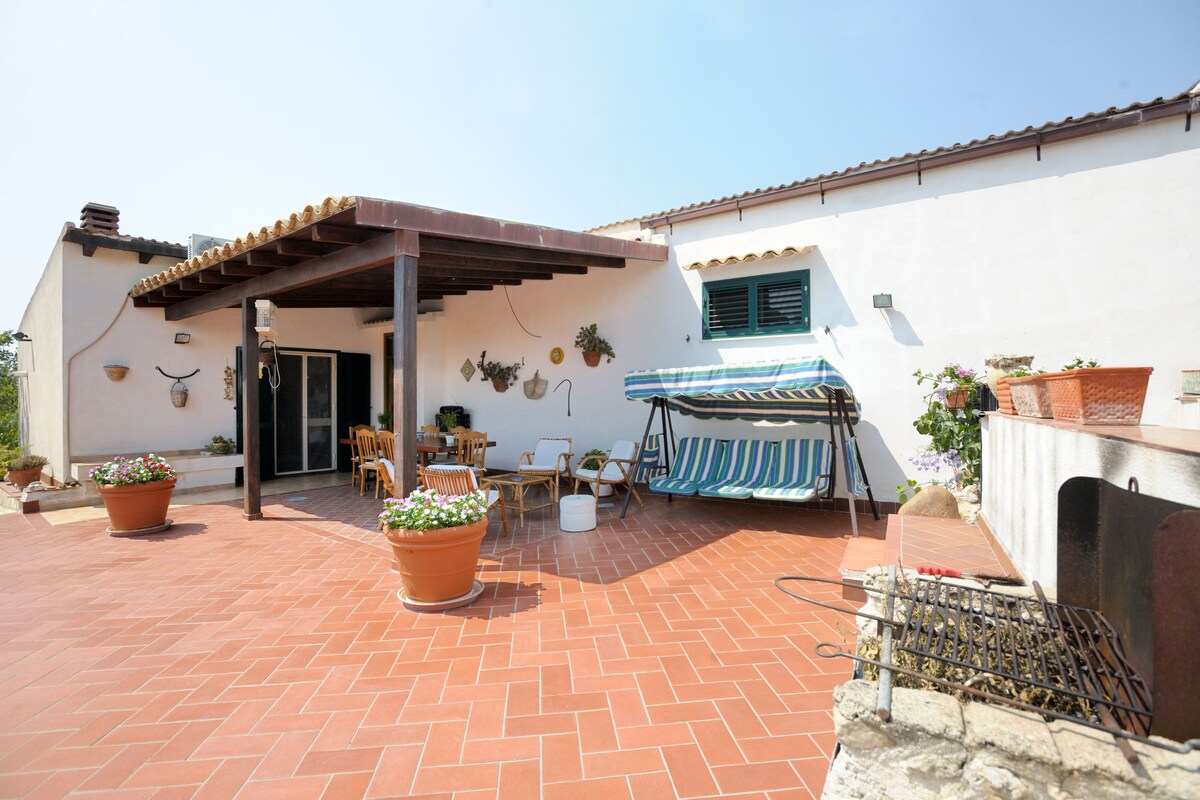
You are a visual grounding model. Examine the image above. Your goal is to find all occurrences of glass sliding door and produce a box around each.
[274,351,337,475]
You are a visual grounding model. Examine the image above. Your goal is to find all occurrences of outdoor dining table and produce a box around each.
[415,435,495,468]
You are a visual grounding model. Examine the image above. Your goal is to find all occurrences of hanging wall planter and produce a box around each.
[574,323,615,366]
[103,365,129,382]
[476,351,520,392]
[156,367,199,409]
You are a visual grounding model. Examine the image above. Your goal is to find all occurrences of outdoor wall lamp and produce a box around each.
[13,331,32,342]
[872,293,894,310]
[174,332,191,345]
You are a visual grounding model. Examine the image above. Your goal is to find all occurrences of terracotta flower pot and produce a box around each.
[944,388,970,409]
[385,517,488,604]
[5,467,43,488]
[492,378,509,392]
[994,378,1015,415]
[97,479,176,531]
[1043,367,1153,425]
[1009,375,1055,418]
[582,351,601,367]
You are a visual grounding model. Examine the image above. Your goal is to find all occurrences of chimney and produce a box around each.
[79,203,119,235]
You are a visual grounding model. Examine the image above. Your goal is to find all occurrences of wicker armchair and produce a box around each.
[517,437,573,504]
[572,440,642,508]
[419,465,509,537]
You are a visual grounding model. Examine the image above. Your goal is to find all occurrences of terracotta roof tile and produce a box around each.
[130,196,356,297]
[681,245,815,271]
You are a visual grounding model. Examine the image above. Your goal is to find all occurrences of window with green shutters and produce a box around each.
[702,270,811,339]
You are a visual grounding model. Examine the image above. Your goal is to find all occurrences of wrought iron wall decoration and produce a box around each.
[554,378,572,417]
[156,366,200,408]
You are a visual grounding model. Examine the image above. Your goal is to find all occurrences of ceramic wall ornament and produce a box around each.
[460,359,476,382]
[549,347,564,365]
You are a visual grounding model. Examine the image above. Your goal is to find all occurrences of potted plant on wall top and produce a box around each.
[5,452,48,488]
[574,323,616,366]
[90,454,177,535]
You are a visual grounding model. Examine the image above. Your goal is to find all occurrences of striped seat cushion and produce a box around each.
[846,438,869,496]
[648,437,726,496]
[752,439,830,503]
[698,439,778,499]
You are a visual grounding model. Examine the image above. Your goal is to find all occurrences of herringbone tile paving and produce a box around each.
[0,486,884,799]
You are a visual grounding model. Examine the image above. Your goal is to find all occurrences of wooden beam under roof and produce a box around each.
[420,236,625,268]
[165,234,396,321]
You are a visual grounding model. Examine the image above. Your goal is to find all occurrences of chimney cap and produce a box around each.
[79,202,119,235]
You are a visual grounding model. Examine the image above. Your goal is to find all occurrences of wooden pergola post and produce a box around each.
[393,230,419,496]
[241,297,262,520]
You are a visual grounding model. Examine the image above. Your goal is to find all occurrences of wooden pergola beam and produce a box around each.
[165,235,396,321]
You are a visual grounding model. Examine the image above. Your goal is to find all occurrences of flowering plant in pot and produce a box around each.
[911,363,981,486]
[574,323,615,366]
[913,363,979,410]
[5,453,48,488]
[90,454,177,534]
[379,488,490,606]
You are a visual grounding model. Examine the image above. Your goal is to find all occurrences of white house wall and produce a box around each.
[421,115,1199,502]
[16,231,67,479]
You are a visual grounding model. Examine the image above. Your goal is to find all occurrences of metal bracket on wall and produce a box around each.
[554,379,572,417]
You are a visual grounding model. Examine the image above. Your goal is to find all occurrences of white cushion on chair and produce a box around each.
[521,439,570,471]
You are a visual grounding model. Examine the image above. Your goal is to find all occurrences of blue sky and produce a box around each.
[1,0,1196,329]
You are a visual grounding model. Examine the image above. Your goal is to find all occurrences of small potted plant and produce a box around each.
[377,411,392,430]
[90,454,177,535]
[1006,366,1053,418]
[1043,357,1153,425]
[574,323,616,366]
[380,487,490,607]
[202,435,235,455]
[578,448,613,496]
[437,409,460,444]
[5,453,49,488]
[913,363,979,409]
[476,351,521,392]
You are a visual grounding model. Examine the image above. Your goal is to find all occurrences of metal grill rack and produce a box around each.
[776,574,1197,760]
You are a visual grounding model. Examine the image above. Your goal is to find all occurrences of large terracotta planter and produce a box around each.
[994,378,1015,415]
[97,479,176,532]
[5,467,43,488]
[582,351,602,367]
[385,517,488,605]
[1043,367,1153,425]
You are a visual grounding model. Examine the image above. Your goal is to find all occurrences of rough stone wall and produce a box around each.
[824,680,1200,800]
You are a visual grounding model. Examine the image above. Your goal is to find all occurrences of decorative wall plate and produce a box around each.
[549,347,564,365]
[460,359,476,382]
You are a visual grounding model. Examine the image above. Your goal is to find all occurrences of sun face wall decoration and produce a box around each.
[549,347,564,365]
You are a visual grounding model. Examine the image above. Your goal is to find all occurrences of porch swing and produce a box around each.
[621,358,879,536]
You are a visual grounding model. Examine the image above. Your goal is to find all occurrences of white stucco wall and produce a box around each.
[417,115,1199,500]
[16,231,67,478]
[982,414,1200,587]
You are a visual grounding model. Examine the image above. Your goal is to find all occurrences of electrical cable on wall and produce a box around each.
[260,339,281,391]
[503,286,542,338]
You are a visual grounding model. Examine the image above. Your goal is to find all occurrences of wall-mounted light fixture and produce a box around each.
[872,293,894,310]
[13,331,32,342]
[174,332,191,345]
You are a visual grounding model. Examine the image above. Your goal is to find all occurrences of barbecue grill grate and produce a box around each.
[773,574,1199,759]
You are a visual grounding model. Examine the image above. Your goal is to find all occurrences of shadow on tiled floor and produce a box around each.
[0,483,885,799]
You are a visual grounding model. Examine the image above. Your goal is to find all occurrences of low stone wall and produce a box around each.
[824,680,1200,800]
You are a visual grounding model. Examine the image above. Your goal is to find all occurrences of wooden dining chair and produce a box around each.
[355,427,380,495]
[420,424,440,438]
[348,424,371,485]
[378,458,396,499]
[376,430,396,497]
[419,465,509,537]
[456,430,488,480]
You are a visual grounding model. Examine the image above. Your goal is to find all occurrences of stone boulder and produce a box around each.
[898,484,960,519]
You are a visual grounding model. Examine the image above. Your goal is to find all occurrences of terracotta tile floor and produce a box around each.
[0,484,884,799]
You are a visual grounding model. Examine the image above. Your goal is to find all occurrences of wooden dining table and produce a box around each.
[415,435,496,468]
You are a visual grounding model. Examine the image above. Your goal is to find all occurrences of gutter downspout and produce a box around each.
[64,294,131,478]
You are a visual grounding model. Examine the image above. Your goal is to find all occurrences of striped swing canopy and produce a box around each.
[623,358,859,424]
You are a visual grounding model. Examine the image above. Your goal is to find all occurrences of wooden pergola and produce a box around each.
[132,196,667,519]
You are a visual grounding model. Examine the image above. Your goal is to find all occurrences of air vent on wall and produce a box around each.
[188,234,232,259]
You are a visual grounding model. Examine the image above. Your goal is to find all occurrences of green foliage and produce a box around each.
[574,324,616,362]
[476,351,521,388]
[377,411,392,429]
[1063,356,1100,370]
[910,362,982,486]
[895,479,922,504]
[203,435,235,455]
[0,444,24,470]
[8,454,48,472]
[580,448,608,471]
[437,409,459,430]
[1005,366,1044,379]
[0,331,19,448]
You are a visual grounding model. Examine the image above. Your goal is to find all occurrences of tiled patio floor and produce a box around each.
[0,483,885,799]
